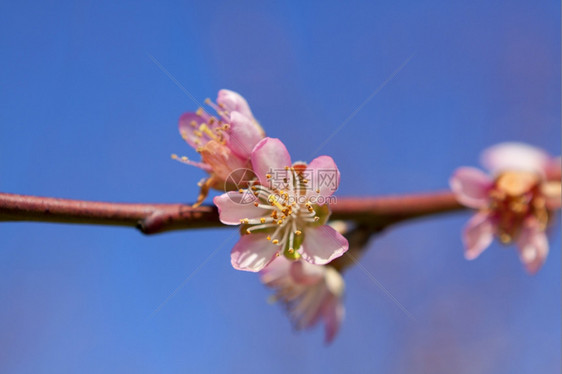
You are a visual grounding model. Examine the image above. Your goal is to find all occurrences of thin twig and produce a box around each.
[0,191,464,235]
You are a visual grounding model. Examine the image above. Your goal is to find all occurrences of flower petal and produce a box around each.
[227,111,264,159]
[322,295,344,344]
[217,89,255,122]
[541,181,561,210]
[178,111,211,149]
[259,255,293,286]
[289,261,325,286]
[300,225,349,265]
[449,167,493,209]
[517,218,549,274]
[305,156,340,203]
[199,140,249,181]
[462,212,495,260]
[251,138,292,186]
[213,192,263,225]
[481,142,550,176]
[231,234,279,272]
[545,156,561,181]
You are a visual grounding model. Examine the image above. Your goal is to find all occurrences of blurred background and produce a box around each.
[0,1,560,373]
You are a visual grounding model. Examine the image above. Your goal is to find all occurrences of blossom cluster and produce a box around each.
[175,90,561,342]
[450,143,560,273]
[175,89,348,341]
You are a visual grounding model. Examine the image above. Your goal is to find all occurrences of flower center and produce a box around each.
[489,171,548,243]
[240,166,322,260]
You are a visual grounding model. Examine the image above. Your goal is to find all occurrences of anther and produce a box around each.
[272,239,279,244]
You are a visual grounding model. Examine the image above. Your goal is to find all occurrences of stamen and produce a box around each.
[199,124,219,141]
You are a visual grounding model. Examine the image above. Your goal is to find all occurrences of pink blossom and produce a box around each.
[260,256,345,343]
[173,89,265,205]
[450,142,561,273]
[214,137,349,272]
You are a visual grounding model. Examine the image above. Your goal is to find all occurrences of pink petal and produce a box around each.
[304,156,340,204]
[199,141,250,181]
[300,225,349,265]
[251,138,292,187]
[545,156,561,181]
[541,181,561,210]
[178,111,211,149]
[481,142,550,176]
[289,261,325,286]
[462,212,495,260]
[322,296,344,344]
[231,234,279,272]
[517,218,549,274]
[213,192,263,225]
[227,111,264,159]
[259,255,292,285]
[449,167,493,209]
[217,89,255,121]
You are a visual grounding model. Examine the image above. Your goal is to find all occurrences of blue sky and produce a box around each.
[0,1,560,373]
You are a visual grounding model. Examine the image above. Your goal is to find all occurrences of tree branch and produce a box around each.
[0,191,464,235]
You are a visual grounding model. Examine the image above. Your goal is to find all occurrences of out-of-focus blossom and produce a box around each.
[450,142,561,273]
[173,89,265,206]
[214,137,348,272]
[260,256,345,343]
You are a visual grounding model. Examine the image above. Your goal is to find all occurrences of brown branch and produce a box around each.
[0,191,464,235]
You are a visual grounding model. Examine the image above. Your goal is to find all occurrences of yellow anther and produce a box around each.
[288,248,294,254]
[239,189,244,193]
[316,189,320,193]
[275,252,280,257]
[266,235,271,241]
[246,229,251,234]
[181,156,188,161]
[190,120,198,128]
[295,230,302,236]
[272,239,279,244]
[499,233,512,243]
[260,217,266,224]
[266,174,272,179]
[204,98,211,105]
[196,107,203,116]
[171,154,178,159]
[313,217,320,222]
[209,117,215,124]
[199,124,219,141]
[268,195,285,210]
